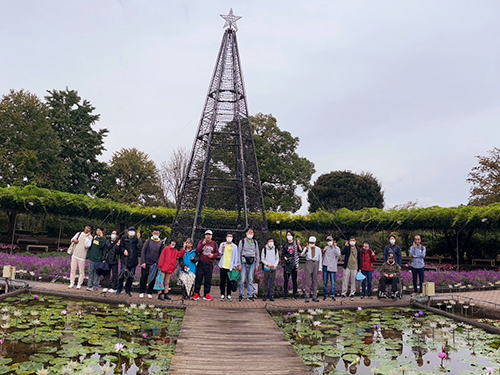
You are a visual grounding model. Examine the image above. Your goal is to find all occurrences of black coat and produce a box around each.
[341,245,362,270]
[117,236,143,268]
[105,239,120,265]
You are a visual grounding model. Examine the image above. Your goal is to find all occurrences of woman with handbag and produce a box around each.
[218,234,240,302]
[158,239,185,300]
[179,239,197,299]
[261,238,279,301]
[68,224,93,289]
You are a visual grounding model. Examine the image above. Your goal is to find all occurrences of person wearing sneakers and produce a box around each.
[360,241,376,299]
[139,229,163,299]
[322,236,341,301]
[281,231,301,300]
[261,238,279,301]
[341,237,362,300]
[238,228,260,302]
[102,230,120,293]
[301,236,322,303]
[218,234,240,302]
[68,224,93,289]
[379,253,401,300]
[192,230,218,301]
[158,239,185,300]
[116,227,143,297]
[384,236,402,266]
[410,235,426,297]
[86,226,107,291]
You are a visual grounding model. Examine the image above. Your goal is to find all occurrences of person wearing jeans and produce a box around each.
[238,229,260,301]
[322,236,341,301]
[341,237,362,300]
[410,235,426,296]
[360,241,376,299]
[86,226,106,291]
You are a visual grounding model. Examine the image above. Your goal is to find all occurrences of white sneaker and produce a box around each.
[220,295,225,301]
[139,293,144,298]
[86,287,92,291]
[227,295,232,302]
[108,288,116,293]
[76,285,81,289]
[68,284,74,289]
[102,288,109,293]
[147,294,152,299]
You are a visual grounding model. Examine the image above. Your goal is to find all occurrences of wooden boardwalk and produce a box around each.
[169,306,310,374]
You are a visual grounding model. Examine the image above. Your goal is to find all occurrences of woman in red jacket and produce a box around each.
[158,239,185,300]
[360,241,376,299]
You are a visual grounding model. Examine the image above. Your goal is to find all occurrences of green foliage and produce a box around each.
[467,147,500,206]
[250,113,315,212]
[0,89,65,190]
[45,88,108,196]
[106,147,167,207]
[308,170,384,212]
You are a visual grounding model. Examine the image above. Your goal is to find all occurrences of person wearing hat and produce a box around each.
[192,229,218,301]
[217,234,240,301]
[68,223,94,289]
[322,236,341,301]
[116,227,143,297]
[300,236,322,302]
[86,226,107,291]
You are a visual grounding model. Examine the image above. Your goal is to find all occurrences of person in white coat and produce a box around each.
[301,236,322,302]
[261,238,280,301]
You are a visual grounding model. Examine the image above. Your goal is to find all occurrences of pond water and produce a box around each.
[0,293,184,374]
[272,307,500,375]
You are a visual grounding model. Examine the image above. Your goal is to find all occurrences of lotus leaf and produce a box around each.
[0,366,9,375]
[0,359,11,366]
[29,353,54,363]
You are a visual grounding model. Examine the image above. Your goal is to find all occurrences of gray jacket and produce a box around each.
[238,238,260,265]
[322,245,341,272]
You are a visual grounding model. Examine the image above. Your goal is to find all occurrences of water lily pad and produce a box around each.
[29,353,55,363]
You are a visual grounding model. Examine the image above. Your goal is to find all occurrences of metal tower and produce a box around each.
[171,9,268,243]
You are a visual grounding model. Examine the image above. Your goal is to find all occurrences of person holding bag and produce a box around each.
[238,228,260,302]
[139,229,163,299]
[68,224,93,289]
[360,241,376,299]
[218,234,240,302]
[261,238,279,301]
[158,239,185,300]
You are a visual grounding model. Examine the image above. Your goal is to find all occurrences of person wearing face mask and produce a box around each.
[301,236,322,303]
[218,234,240,302]
[261,238,280,301]
[384,236,402,266]
[360,241,376,299]
[410,235,426,297]
[158,239,185,300]
[322,236,341,301]
[138,229,163,298]
[378,253,401,300]
[238,228,260,302]
[102,230,120,293]
[116,226,143,297]
[86,226,107,291]
[341,237,362,300]
[281,231,301,300]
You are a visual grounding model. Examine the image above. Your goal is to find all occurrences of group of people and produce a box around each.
[68,224,427,302]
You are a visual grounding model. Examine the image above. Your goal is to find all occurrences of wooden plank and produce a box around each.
[170,306,309,374]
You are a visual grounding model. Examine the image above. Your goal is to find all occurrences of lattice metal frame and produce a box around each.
[171,10,268,244]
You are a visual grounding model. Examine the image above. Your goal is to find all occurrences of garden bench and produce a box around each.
[472,258,495,267]
[16,238,38,245]
[26,245,49,252]
[426,256,443,264]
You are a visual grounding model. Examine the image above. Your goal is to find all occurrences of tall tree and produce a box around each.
[308,170,385,212]
[250,113,315,212]
[45,88,108,195]
[160,147,189,206]
[0,89,64,189]
[107,147,166,206]
[467,147,500,206]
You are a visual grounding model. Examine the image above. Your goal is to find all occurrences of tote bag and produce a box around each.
[153,271,165,291]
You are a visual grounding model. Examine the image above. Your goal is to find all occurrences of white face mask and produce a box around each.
[128,231,135,237]
[390,239,396,245]
[327,241,333,246]
[226,237,233,243]
[309,244,315,249]
[268,242,274,248]
[111,234,117,240]
[349,241,355,246]
[247,234,253,239]
[287,235,293,241]
[153,235,159,240]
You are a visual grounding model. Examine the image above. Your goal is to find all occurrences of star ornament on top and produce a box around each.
[220,9,242,31]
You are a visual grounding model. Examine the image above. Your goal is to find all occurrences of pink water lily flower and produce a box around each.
[115,343,125,352]
[438,352,447,359]
[142,334,148,338]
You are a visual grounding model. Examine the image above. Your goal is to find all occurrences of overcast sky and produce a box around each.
[1,1,499,213]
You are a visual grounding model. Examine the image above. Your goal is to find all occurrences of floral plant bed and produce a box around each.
[0,294,184,374]
[273,307,500,375]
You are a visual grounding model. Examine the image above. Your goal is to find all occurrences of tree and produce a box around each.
[159,147,189,206]
[107,147,167,207]
[0,89,65,190]
[45,88,108,196]
[250,113,315,212]
[308,170,385,212]
[467,147,500,206]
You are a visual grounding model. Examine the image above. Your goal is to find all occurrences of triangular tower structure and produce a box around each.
[171,9,268,243]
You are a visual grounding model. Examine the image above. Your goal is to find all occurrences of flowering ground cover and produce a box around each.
[0,293,184,374]
[273,307,500,374]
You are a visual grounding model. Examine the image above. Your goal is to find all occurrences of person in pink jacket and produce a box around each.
[158,239,185,300]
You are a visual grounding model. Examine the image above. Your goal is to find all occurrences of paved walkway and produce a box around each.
[170,306,309,375]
